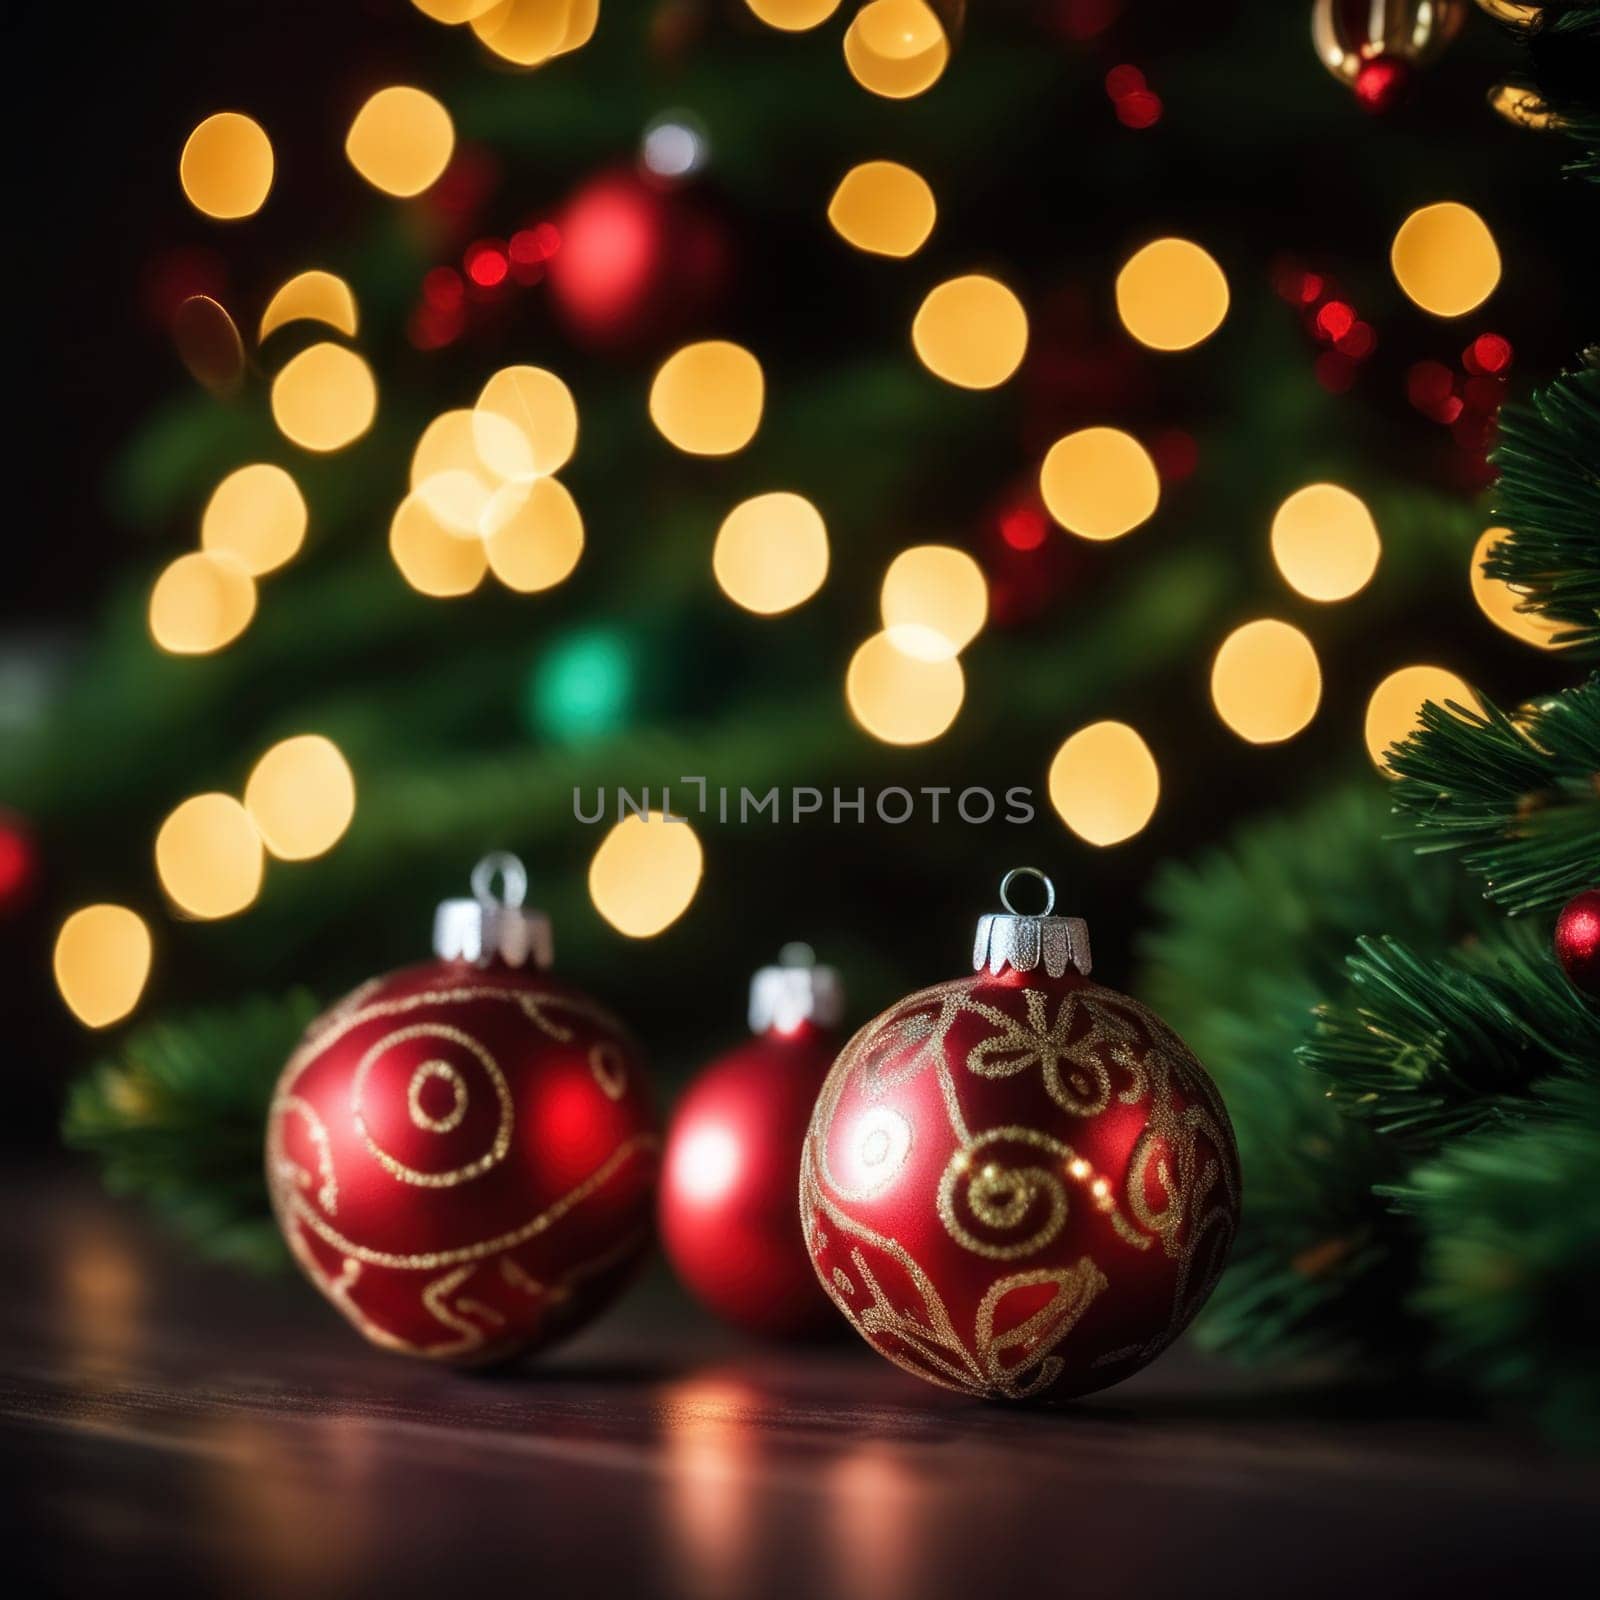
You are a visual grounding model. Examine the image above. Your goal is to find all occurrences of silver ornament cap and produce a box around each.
[972,867,1091,980]
[433,851,553,970]
[748,942,844,1033]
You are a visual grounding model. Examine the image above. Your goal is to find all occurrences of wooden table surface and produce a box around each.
[5,1168,1596,1599]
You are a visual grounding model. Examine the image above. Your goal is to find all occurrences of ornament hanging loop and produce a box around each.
[1000,866,1056,918]
[472,851,528,911]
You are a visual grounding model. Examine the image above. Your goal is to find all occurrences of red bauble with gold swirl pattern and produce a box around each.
[801,869,1241,1402]
[266,855,658,1363]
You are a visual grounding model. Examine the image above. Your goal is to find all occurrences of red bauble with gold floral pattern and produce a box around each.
[801,870,1240,1402]
[266,856,658,1363]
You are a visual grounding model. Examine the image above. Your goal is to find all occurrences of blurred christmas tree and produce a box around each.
[4,0,1596,1417]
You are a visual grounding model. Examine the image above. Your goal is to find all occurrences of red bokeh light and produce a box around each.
[1105,64,1145,99]
[1407,360,1455,419]
[0,813,35,913]
[1336,320,1376,360]
[1315,351,1357,393]
[1058,0,1122,39]
[407,301,464,351]
[1000,505,1049,552]
[422,266,464,310]
[465,241,509,289]
[1353,56,1411,115]
[1467,333,1513,375]
[1314,300,1356,343]
[1115,90,1163,129]
[1150,428,1199,483]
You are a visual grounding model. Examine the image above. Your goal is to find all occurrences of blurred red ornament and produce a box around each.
[0,811,36,915]
[1313,0,1465,110]
[267,855,659,1363]
[660,948,844,1338]
[546,169,728,351]
[1555,891,1600,998]
[802,871,1240,1402]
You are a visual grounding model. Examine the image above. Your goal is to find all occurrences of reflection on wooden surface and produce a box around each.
[5,1171,1597,1598]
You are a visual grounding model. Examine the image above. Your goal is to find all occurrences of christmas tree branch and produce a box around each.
[1490,4,1600,181]
[61,994,318,1270]
[1380,1072,1600,1446]
[1386,675,1600,914]
[1483,361,1600,652]
[1298,920,1600,1144]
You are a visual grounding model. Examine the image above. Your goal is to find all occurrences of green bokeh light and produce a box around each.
[526,626,633,743]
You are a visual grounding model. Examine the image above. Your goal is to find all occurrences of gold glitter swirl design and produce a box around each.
[589,1040,627,1101]
[267,980,657,1361]
[407,1059,468,1133]
[351,1022,512,1188]
[801,976,1240,1400]
[935,1127,1071,1261]
[965,990,1112,1116]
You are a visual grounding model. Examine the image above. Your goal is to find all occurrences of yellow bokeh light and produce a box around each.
[345,86,455,198]
[471,0,597,65]
[1048,721,1159,846]
[411,408,516,533]
[649,341,765,456]
[589,812,704,939]
[149,552,257,655]
[155,794,264,920]
[1115,238,1229,352]
[270,343,377,453]
[879,544,986,661]
[475,366,578,481]
[713,492,829,615]
[258,270,358,343]
[244,735,357,861]
[845,632,965,745]
[1365,665,1480,771]
[53,906,152,1030]
[482,478,585,592]
[828,161,936,258]
[1039,428,1159,541]
[1210,620,1322,744]
[179,112,274,220]
[1270,483,1381,602]
[843,0,949,99]
[200,464,307,577]
[1390,202,1501,318]
[413,0,502,21]
[390,494,489,597]
[1470,528,1563,650]
[912,275,1028,391]
[746,0,841,29]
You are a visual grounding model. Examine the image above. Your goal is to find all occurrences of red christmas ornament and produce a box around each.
[266,854,659,1363]
[545,168,728,352]
[1555,890,1600,998]
[802,869,1240,1402]
[1312,0,1465,112]
[661,946,844,1338]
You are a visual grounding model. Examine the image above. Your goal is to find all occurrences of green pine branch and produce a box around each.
[61,994,318,1270]
[1483,362,1600,652]
[1381,1073,1600,1446]
[1385,675,1600,915]
[1299,920,1600,1145]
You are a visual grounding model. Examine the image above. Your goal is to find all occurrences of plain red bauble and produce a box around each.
[661,1022,839,1337]
[1555,890,1600,998]
[546,169,728,351]
[266,958,658,1363]
[801,965,1240,1401]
